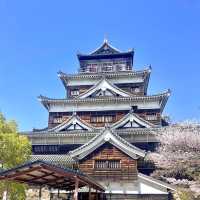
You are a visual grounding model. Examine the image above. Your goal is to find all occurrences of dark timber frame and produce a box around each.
[0,160,104,200]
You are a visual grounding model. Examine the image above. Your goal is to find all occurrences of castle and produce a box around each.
[24,40,174,199]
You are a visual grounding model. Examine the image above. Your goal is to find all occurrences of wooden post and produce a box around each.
[73,177,79,200]
[57,189,60,198]
[50,191,53,200]
[39,187,42,200]
[88,186,92,200]
[95,189,98,200]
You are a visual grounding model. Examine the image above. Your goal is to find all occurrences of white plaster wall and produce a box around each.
[49,101,160,112]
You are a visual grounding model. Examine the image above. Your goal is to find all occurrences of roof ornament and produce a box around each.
[167,89,171,97]
[148,65,152,73]
[38,95,47,101]
[104,133,111,142]
[103,33,108,44]
[57,71,65,78]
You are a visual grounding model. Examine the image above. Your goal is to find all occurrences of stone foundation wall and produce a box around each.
[26,189,171,200]
[105,194,170,200]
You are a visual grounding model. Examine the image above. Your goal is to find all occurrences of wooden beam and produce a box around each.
[42,176,67,185]
[53,182,74,188]
[29,172,55,182]
[0,166,42,180]
[26,173,38,178]
[41,164,74,178]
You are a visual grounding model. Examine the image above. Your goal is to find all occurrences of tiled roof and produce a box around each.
[30,154,75,167]
[69,128,146,160]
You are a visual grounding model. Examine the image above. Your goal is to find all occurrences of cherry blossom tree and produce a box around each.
[147,120,200,199]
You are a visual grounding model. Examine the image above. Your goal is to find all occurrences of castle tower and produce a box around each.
[24,40,173,199]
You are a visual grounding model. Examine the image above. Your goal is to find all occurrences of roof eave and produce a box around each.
[38,95,51,111]
[138,173,176,191]
[160,90,171,113]
[58,71,69,91]
[77,51,134,61]
[56,69,150,82]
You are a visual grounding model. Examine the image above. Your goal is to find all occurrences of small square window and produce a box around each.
[71,90,79,96]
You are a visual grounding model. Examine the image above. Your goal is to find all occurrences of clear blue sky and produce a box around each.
[0,0,200,131]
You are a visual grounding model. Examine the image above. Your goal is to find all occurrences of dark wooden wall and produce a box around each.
[48,111,161,128]
[79,143,138,181]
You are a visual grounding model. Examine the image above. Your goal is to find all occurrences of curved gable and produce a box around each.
[78,78,132,99]
[69,128,145,160]
[90,40,121,55]
[111,111,156,130]
[48,114,95,132]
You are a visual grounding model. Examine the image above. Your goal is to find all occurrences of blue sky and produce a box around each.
[0,0,200,131]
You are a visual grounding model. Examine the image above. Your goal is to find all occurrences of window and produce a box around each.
[49,112,68,124]
[71,89,79,96]
[33,145,59,154]
[86,64,98,73]
[91,115,114,123]
[95,160,120,169]
[145,113,157,121]
[53,117,63,124]
[102,66,113,72]
[126,65,132,70]
[101,63,113,72]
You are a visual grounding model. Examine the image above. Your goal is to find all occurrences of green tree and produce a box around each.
[0,112,31,200]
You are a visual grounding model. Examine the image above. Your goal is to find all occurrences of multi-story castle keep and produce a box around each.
[25,40,174,199]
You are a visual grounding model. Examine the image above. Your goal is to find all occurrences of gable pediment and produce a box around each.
[48,114,95,132]
[69,129,145,160]
[91,40,120,55]
[78,78,131,99]
[111,111,155,130]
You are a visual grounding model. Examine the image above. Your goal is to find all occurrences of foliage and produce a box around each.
[173,188,195,200]
[0,112,31,200]
[147,120,200,199]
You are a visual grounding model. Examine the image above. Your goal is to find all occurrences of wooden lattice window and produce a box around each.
[94,160,121,169]
[70,89,79,96]
[145,113,157,121]
[90,115,114,123]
